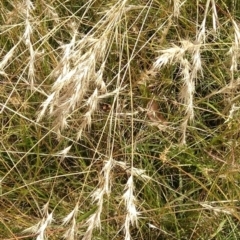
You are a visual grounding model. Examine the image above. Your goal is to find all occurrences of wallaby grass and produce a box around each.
[1,0,240,239]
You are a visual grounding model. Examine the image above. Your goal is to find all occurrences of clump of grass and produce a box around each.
[1,0,240,239]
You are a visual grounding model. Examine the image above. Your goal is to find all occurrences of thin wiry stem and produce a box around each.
[22,0,36,90]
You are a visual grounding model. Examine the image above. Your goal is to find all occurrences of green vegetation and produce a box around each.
[1,0,240,239]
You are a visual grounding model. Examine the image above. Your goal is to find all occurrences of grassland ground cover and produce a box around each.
[1,0,240,239]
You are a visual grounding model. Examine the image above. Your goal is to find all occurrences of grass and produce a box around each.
[1,0,240,239]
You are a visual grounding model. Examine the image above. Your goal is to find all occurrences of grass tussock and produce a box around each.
[1,0,240,239]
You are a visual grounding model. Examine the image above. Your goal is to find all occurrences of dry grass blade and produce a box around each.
[1,1,240,240]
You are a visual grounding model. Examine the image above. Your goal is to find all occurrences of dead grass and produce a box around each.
[1,0,240,239]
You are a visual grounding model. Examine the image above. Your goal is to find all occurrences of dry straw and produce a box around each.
[1,0,240,239]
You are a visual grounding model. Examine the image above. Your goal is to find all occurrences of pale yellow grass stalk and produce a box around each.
[122,175,140,240]
[62,204,79,240]
[37,0,129,140]
[81,152,149,239]
[153,40,202,143]
[37,30,108,138]
[22,0,36,90]
[200,202,234,215]
[115,160,151,180]
[170,0,184,18]
[0,41,21,114]
[82,157,114,240]
[44,3,59,22]
[152,0,219,144]
[40,1,131,239]
[23,202,53,240]
[225,103,240,125]
[0,43,19,73]
[211,0,219,32]
[228,19,240,85]
[197,0,219,43]
[222,18,240,124]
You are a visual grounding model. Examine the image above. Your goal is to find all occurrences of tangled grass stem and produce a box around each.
[1,0,240,239]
